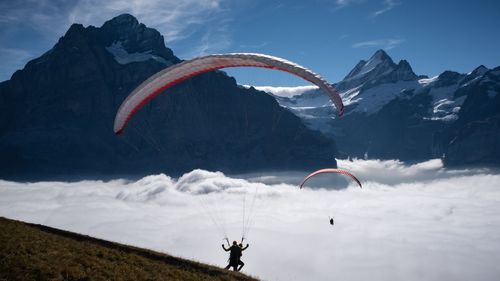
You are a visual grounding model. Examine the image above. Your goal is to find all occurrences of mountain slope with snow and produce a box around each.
[264,50,499,165]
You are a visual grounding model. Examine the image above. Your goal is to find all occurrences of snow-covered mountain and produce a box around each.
[264,50,500,166]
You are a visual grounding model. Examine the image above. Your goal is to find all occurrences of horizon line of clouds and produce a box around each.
[352,38,405,50]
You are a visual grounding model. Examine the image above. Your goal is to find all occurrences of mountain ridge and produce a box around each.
[270,50,500,166]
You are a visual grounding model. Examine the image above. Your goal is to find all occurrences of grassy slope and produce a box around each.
[0,217,258,281]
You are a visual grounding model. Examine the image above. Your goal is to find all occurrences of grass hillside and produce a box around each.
[0,217,258,281]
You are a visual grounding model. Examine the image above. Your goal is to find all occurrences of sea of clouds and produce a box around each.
[1,158,500,281]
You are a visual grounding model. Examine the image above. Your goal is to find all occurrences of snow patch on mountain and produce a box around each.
[426,85,463,122]
[339,86,362,106]
[275,91,334,123]
[345,81,420,114]
[105,41,170,65]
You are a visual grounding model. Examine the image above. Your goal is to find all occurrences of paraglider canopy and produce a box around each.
[299,168,362,189]
[114,53,344,134]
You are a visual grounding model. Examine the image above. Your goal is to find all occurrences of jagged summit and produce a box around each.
[18,13,180,81]
[370,49,395,66]
[100,14,179,63]
[343,49,395,81]
[471,65,489,76]
[338,49,417,90]
[106,13,138,25]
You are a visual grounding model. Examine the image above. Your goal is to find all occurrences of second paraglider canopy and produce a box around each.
[299,168,362,189]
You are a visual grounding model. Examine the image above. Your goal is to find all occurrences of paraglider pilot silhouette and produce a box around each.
[222,240,249,271]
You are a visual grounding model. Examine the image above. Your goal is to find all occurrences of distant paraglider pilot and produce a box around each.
[222,241,249,271]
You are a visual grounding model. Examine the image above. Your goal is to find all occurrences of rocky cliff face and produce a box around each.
[0,14,337,180]
[442,67,500,166]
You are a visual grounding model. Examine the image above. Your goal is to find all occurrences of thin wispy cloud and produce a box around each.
[335,0,365,9]
[68,0,227,44]
[352,38,404,50]
[0,0,232,57]
[179,23,232,58]
[338,34,349,40]
[334,0,399,18]
[371,0,400,17]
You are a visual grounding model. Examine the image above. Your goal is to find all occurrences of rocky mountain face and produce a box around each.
[441,67,500,166]
[272,50,500,166]
[0,14,337,180]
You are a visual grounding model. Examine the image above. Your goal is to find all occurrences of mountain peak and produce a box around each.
[102,14,139,29]
[61,23,87,41]
[337,50,418,90]
[341,49,396,84]
[472,65,489,76]
[395,59,415,75]
[371,49,393,64]
[99,14,179,63]
[101,13,144,39]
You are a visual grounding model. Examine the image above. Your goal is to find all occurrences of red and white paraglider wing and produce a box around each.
[299,168,362,189]
[113,53,344,134]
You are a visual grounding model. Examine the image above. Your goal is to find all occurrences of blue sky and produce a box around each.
[1,0,500,85]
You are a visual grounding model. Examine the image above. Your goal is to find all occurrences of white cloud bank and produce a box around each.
[1,159,500,281]
[243,85,318,98]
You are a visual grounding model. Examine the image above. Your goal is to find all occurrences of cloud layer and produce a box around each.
[1,159,499,281]
[243,85,319,98]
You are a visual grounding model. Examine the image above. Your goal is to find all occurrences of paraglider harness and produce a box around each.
[223,236,246,263]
